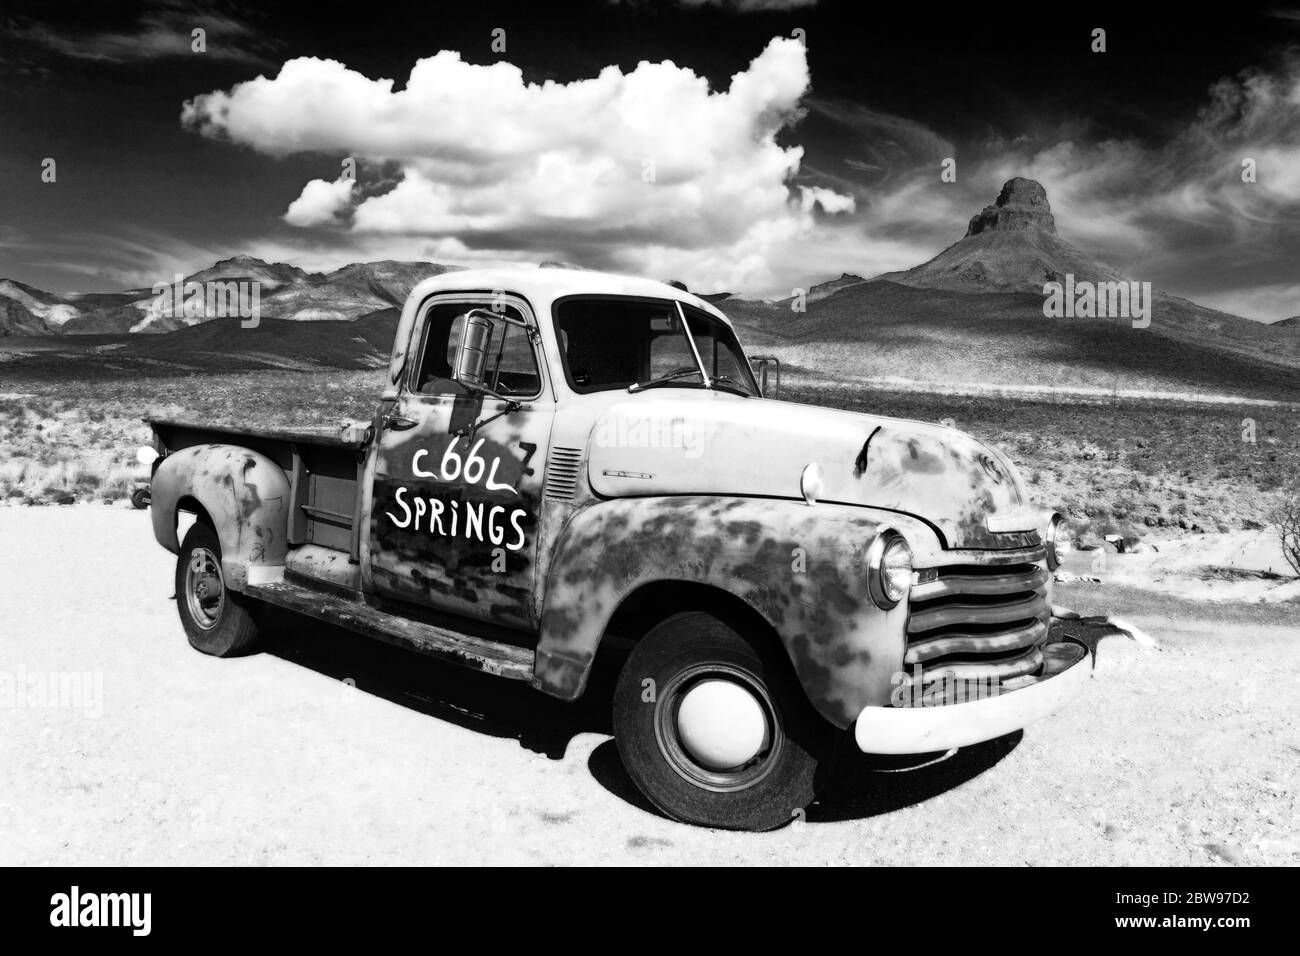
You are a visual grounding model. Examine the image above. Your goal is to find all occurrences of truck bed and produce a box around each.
[148,416,366,558]
[146,416,365,452]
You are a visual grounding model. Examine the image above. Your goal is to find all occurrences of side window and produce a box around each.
[414,304,468,395]
[414,303,541,397]
[482,322,542,397]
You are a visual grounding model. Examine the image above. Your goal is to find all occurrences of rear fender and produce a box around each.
[150,444,290,591]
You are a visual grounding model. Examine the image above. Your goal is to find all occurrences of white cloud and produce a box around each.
[799,185,856,214]
[971,56,1300,319]
[797,52,1300,319]
[181,37,853,296]
[20,226,230,293]
[5,8,270,65]
[284,178,355,227]
[175,33,1300,311]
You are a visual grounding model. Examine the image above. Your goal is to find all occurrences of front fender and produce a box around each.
[534,495,924,728]
[150,444,290,591]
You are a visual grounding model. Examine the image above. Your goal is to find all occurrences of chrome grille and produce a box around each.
[901,562,1050,704]
[543,446,583,500]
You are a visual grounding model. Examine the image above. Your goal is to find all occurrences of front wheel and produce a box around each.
[613,611,838,830]
[175,523,260,657]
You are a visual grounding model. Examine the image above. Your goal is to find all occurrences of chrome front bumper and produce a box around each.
[854,640,1090,754]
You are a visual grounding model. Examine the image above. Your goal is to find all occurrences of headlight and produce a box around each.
[867,532,913,609]
[1045,513,1070,570]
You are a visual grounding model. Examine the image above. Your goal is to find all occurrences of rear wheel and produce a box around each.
[175,523,260,657]
[613,611,838,831]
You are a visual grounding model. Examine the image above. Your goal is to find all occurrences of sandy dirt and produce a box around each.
[1058,530,1300,604]
[2,505,1297,865]
[781,368,1297,409]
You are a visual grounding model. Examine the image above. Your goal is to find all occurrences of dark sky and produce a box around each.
[2,0,1298,318]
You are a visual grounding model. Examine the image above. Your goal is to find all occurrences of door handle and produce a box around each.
[384,415,417,431]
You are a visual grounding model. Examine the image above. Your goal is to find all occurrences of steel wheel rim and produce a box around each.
[654,662,782,793]
[185,546,225,630]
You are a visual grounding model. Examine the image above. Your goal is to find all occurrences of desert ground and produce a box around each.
[1,504,1297,866]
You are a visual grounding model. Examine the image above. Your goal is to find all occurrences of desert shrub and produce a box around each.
[101,484,128,503]
[1111,494,1140,518]
[0,460,26,485]
[1270,483,1300,577]
[103,465,137,491]
[1096,517,1126,537]
[1257,473,1283,492]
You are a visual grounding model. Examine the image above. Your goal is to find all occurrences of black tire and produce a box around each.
[613,611,838,831]
[175,523,260,657]
[130,487,150,510]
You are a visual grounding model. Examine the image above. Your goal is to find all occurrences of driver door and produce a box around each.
[368,294,555,630]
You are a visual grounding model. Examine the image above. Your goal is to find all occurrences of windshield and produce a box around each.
[552,296,759,396]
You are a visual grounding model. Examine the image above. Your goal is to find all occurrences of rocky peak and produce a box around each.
[808,272,866,298]
[214,254,268,267]
[965,177,1055,237]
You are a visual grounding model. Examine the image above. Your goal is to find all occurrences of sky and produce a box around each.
[1,0,1299,320]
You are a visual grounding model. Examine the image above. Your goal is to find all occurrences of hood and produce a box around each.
[587,392,1038,550]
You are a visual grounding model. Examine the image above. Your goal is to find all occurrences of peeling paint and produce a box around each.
[369,390,555,629]
[535,495,928,728]
[853,425,882,478]
[150,444,290,591]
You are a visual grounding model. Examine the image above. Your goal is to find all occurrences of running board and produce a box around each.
[245,581,535,681]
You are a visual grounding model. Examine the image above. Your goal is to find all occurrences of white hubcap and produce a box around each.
[676,679,769,771]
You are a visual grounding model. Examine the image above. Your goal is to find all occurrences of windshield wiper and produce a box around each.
[627,368,704,393]
[709,375,754,397]
[626,301,753,396]
[627,370,752,397]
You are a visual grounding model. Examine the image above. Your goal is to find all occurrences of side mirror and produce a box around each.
[452,308,526,395]
[749,355,781,399]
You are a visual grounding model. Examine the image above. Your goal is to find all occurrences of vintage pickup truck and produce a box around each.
[146,266,1089,830]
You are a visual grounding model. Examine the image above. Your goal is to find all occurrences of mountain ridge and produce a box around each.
[3,179,1296,401]
[0,258,464,336]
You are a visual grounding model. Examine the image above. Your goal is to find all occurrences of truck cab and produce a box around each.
[147,266,1089,831]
